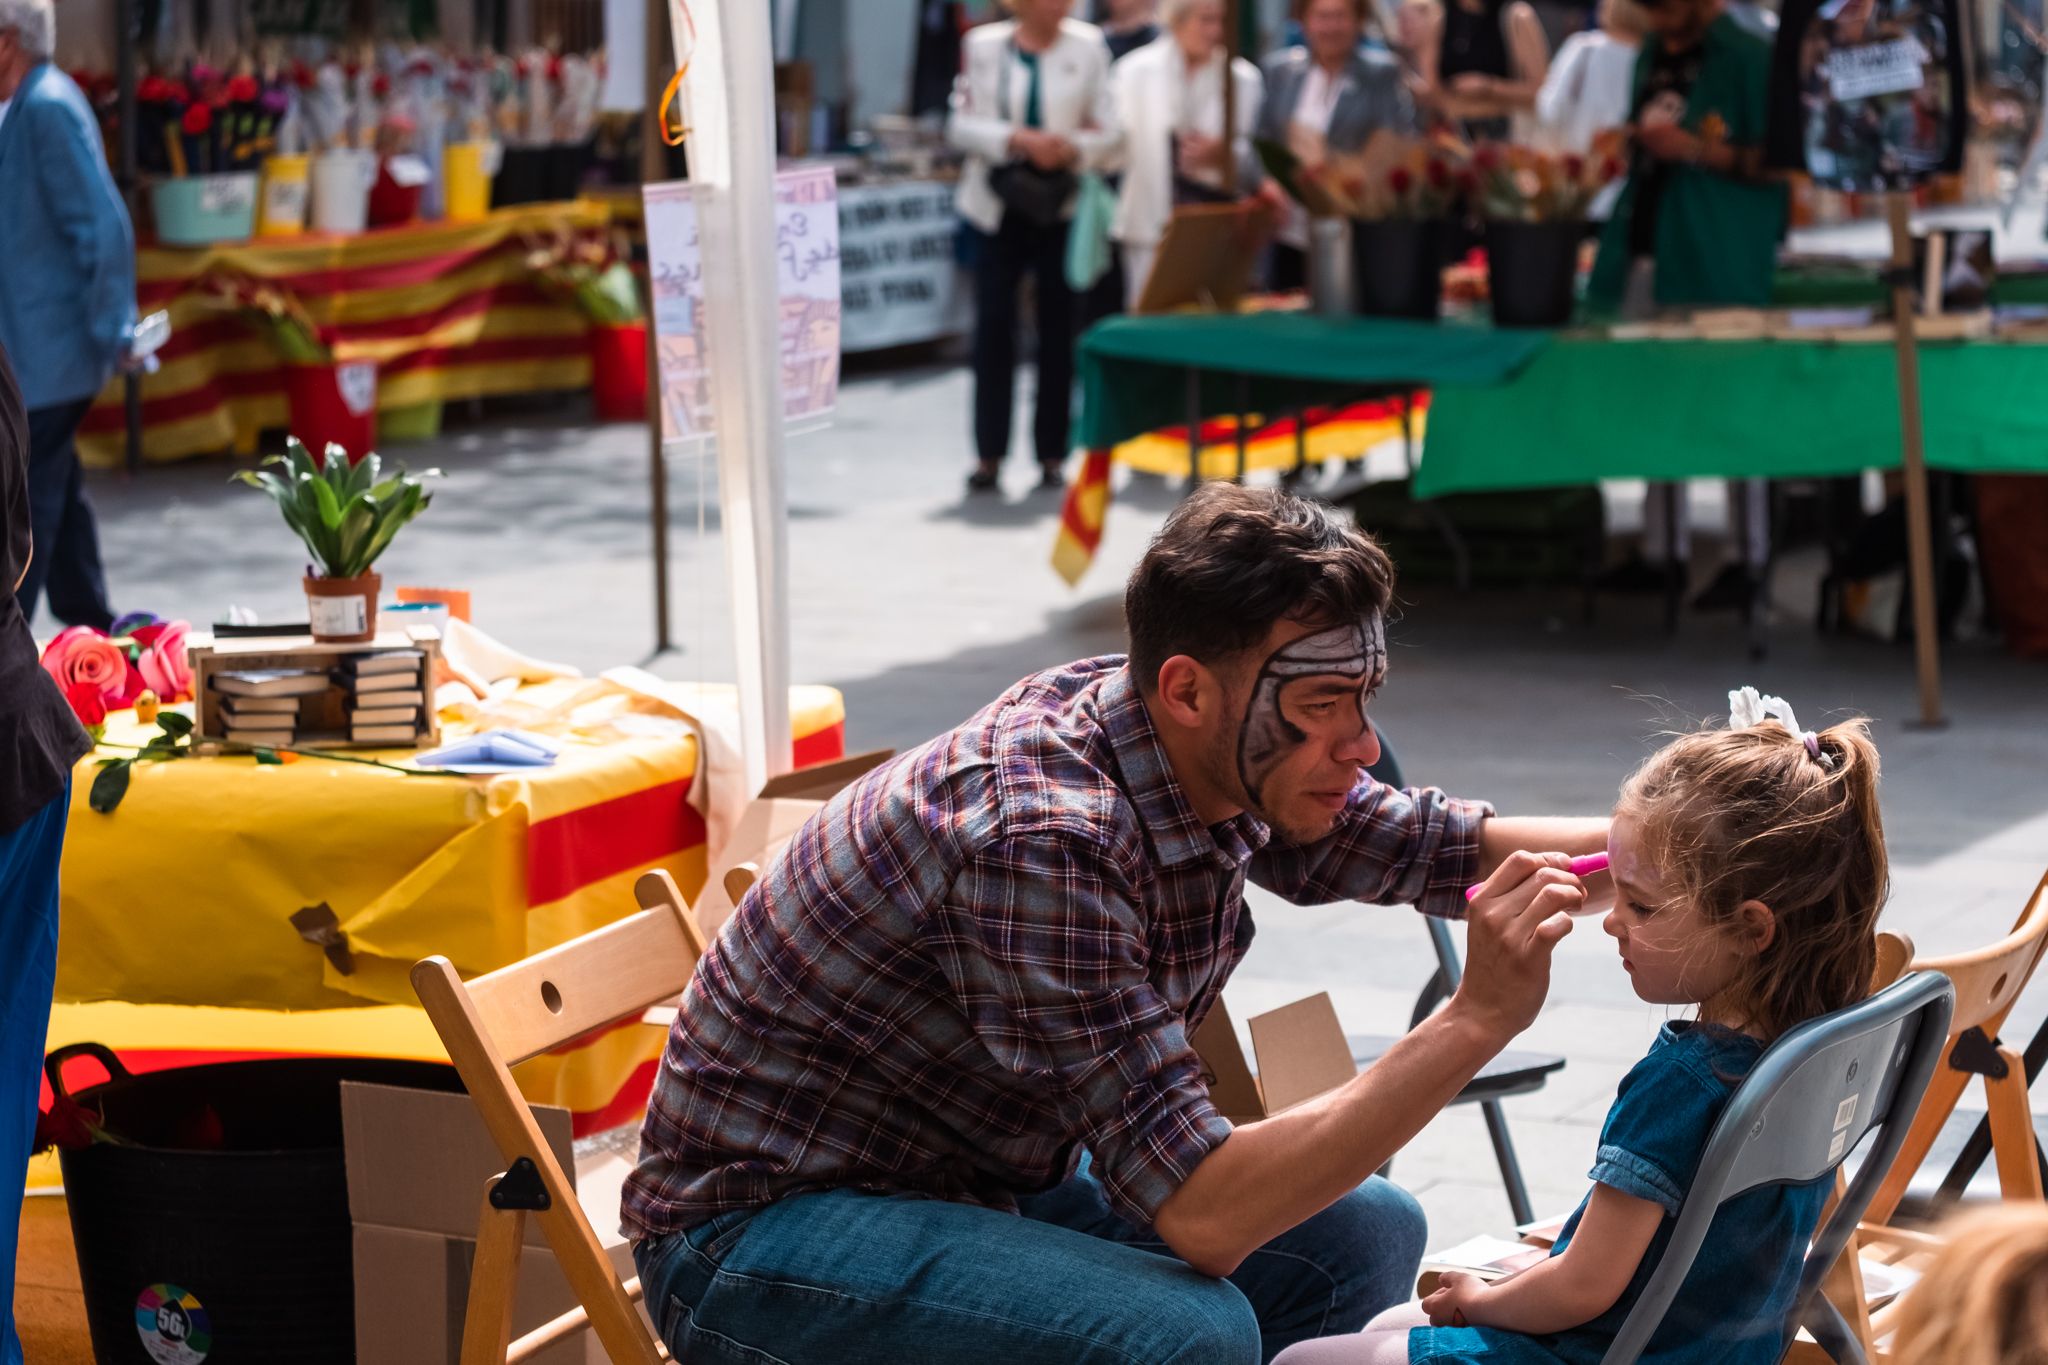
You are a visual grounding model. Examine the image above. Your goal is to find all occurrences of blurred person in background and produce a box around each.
[1258,0,1419,290]
[1099,0,1163,60]
[0,342,90,1365]
[0,0,133,631]
[1111,0,1265,308]
[1891,1205,2048,1365]
[1587,0,1782,608]
[949,0,1119,494]
[1404,0,1551,142]
[1534,0,1649,219]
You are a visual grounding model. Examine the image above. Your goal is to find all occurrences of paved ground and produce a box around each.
[71,356,2048,1253]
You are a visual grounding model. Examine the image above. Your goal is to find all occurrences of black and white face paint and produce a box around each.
[1235,618,1388,809]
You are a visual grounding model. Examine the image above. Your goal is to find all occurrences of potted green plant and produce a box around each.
[235,438,439,643]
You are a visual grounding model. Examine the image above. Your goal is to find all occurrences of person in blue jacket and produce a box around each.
[0,0,134,632]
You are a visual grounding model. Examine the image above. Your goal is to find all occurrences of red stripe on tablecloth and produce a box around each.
[528,779,706,909]
[792,720,846,770]
[524,722,845,907]
[572,1057,660,1138]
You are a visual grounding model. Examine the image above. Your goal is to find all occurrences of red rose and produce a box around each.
[1472,144,1502,172]
[1424,159,1451,189]
[546,55,563,83]
[227,74,259,103]
[166,80,190,104]
[1600,155,1626,182]
[291,61,315,89]
[181,103,213,135]
[1562,153,1586,182]
[64,682,107,728]
[190,62,218,86]
[1456,169,1482,196]
[1388,166,1414,195]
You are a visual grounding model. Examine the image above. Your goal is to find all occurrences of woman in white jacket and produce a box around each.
[947,0,1118,493]
[1110,0,1264,309]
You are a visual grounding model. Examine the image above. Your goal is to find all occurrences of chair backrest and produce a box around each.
[1912,868,2048,1037]
[1599,972,1956,1365]
[410,868,709,1365]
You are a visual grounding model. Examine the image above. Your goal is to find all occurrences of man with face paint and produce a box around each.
[627,483,1611,1365]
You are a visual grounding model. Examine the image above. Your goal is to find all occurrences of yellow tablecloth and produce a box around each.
[37,680,847,1184]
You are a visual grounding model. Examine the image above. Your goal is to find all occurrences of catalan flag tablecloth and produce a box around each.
[77,200,614,469]
[35,681,845,1185]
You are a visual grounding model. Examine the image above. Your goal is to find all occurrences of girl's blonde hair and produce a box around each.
[1616,716,1887,1040]
[1891,1205,2048,1365]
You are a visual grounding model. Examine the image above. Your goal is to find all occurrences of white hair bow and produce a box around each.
[1728,686,1824,761]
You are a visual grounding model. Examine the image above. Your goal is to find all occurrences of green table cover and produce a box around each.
[1417,335,2048,496]
[1073,311,2048,496]
[1772,264,2048,310]
[1077,314,1548,449]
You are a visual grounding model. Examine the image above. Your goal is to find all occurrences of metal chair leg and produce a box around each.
[1424,917,1541,1224]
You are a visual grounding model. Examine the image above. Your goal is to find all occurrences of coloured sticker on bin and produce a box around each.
[135,1284,212,1365]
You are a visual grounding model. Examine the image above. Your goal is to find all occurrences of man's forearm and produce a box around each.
[1476,816,1608,873]
[1152,1002,1504,1277]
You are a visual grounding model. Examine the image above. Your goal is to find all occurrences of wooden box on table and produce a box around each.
[188,626,442,750]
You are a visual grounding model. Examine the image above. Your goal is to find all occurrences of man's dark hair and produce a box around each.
[1124,484,1395,690]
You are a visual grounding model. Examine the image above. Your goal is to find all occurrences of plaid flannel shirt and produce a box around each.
[623,656,1491,1242]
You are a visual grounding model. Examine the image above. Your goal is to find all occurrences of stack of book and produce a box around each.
[211,669,331,747]
[336,649,425,744]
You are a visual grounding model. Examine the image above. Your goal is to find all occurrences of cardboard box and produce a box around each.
[342,1079,645,1365]
[690,748,895,937]
[1189,993,1361,1124]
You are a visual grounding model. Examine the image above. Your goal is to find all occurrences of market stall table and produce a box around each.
[79,201,618,468]
[36,680,847,1185]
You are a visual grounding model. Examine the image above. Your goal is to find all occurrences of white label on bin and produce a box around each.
[198,176,255,215]
[136,1283,212,1364]
[335,362,377,417]
[308,592,369,637]
[1833,1094,1859,1132]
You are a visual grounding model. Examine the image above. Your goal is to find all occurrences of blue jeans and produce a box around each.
[634,1167,1426,1365]
[0,784,70,1365]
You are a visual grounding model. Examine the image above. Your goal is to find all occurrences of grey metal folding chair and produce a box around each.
[1598,971,1956,1365]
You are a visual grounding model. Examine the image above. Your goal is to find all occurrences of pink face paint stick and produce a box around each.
[1465,851,1609,903]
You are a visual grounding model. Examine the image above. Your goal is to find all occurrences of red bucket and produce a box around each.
[589,321,649,423]
[285,361,379,462]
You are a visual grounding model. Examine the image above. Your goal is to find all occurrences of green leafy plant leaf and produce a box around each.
[157,711,194,738]
[236,440,440,579]
[88,760,132,814]
[253,748,283,765]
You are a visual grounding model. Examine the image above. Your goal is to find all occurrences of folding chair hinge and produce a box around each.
[489,1156,553,1212]
[1948,1026,2009,1079]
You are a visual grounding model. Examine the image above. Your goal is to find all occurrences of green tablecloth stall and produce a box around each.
[1075,313,2048,498]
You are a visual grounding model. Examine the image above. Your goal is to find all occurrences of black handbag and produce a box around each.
[988,161,1075,228]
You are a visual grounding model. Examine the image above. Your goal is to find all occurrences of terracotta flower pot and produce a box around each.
[304,571,381,643]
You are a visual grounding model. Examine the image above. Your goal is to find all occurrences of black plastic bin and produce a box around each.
[1486,219,1583,328]
[47,1045,460,1365]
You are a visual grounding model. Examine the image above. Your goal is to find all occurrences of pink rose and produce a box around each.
[138,621,194,703]
[41,627,129,703]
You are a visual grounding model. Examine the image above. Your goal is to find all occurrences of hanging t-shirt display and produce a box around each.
[1766,0,1968,189]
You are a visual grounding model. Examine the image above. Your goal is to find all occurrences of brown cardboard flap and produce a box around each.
[1247,993,1359,1115]
[342,1080,574,1246]
[756,748,894,800]
[1190,999,1266,1123]
[694,749,895,937]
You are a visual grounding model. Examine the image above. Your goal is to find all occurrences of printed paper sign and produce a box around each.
[1767,0,1966,190]
[644,165,841,445]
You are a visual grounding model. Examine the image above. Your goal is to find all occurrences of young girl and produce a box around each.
[1276,688,1890,1365]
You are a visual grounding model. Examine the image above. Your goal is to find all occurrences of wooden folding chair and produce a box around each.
[1789,870,2048,1363]
[411,869,710,1365]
